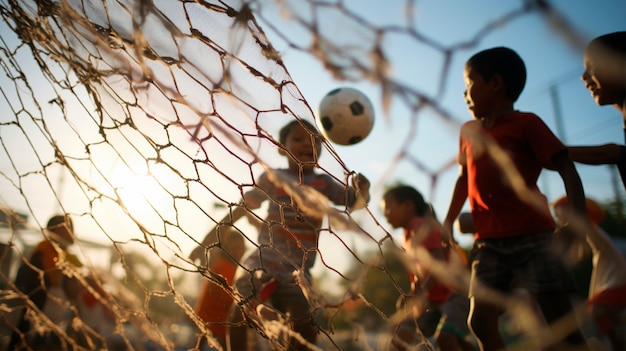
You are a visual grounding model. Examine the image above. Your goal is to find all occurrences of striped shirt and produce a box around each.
[244,169,355,272]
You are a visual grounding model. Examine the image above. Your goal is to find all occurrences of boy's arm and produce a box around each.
[412,247,446,294]
[552,150,592,233]
[442,167,469,243]
[567,144,624,164]
[190,180,267,265]
[189,205,248,265]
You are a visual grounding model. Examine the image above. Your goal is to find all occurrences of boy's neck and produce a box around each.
[480,105,516,128]
[287,163,316,177]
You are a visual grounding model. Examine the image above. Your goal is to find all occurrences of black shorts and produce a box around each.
[469,231,577,297]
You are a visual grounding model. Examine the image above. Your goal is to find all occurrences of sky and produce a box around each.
[0,0,625,283]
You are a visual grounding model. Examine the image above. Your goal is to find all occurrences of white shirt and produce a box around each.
[587,226,626,298]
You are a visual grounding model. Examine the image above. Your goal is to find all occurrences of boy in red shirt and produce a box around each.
[443,47,591,350]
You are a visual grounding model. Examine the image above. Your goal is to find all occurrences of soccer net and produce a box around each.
[0,0,603,350]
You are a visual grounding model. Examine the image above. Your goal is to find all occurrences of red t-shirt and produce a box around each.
[458,111,562,239]
[403,217,451,305]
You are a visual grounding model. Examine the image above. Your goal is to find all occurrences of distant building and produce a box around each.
[0,210,28,229]
[0,209,38,289]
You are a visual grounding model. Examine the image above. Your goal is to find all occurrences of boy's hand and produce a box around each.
[350,173,370,210]
[352,173,370,193]
[402,288,428,319]
[189,246,208,267]
[457,212,475,234]
[440,221,454,248]
[553,223,587,264]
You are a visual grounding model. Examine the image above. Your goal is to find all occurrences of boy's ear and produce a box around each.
[402,199,415,212]
[491,74,505,94]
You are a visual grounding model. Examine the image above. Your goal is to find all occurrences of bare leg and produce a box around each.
[437,329,478,351]
[390,320,417,351]
[536,292,589,350]
[226,303,248,351]
[276,298,317,350]
[437,330,462,351]
[468,297,505,351]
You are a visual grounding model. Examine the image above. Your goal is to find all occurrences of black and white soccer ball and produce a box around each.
[317,87,375,145]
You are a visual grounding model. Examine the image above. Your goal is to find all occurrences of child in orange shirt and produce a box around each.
[9,215,79,350]
[190,226,246,349]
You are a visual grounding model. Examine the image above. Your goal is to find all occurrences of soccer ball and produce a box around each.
[317,87,375,145]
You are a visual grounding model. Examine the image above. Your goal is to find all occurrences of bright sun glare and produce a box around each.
[108,163,169,225]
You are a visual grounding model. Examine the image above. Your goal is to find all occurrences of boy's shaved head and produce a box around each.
[587,31,626,59]
[467,47,526,102]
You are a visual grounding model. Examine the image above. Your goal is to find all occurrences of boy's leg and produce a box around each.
[391,319,422,351]
[226,279,276,351]
[467,238,512,351]
[416,301,442,338]
[535,292,588,349]
[225,302,247,351]
[525,232,588,349]
[286,300,317,350]
[590,300,626,351]
[467,239,504,351]
[607,327,626,351]
[270,282,317,350]
[436,293,477,351]
[437,330,463,351]
[226,255,275,351]
[468,297,505,351]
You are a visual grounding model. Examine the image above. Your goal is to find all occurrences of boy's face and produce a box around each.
[463,64,493,119]
[381,197,412,229]
[282,124,321,168]
[50,219,74,248]
[582,50,626,107]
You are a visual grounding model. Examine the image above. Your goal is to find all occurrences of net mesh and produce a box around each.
[0,0,614,350]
